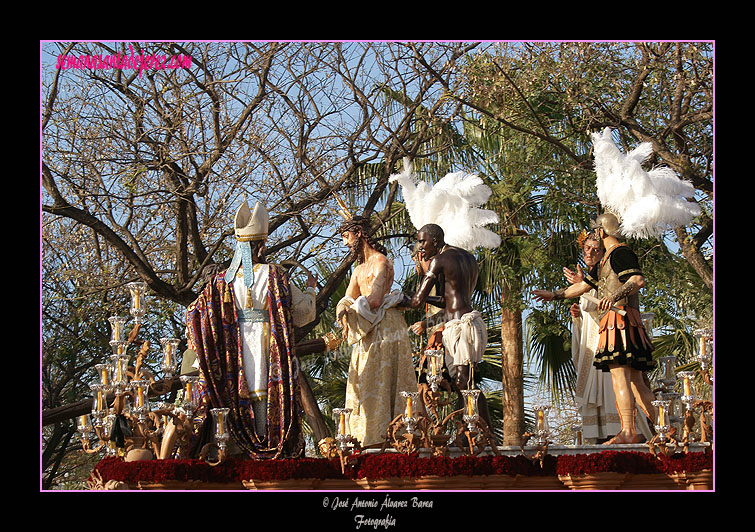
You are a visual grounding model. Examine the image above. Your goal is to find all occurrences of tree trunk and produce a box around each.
[675,226,713,290]
[500,286,525,447]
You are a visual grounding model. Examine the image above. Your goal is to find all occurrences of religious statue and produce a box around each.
[402,223,493,428]
[183,199,318,459]
[532,128,700,445]
[335,215,417,447]
[389,159,501,431]
[566,230,651,443]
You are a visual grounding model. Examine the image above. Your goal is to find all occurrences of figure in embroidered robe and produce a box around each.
[336,216,416,447]
[185,200,317,459]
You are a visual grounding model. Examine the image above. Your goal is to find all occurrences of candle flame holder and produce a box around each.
[677,371,697,411]
[159,337,180,377]
[657,356,678,391]
[179,376,201,418]
[130,380,151,422]
[532,404,552,446]
[198,407,231,466]
[641,312,655,339]
[76,282,219,465]
[424,349,445,393]
[319,408,362,473]
[693,328,713,384]
[110,353,131,396]
[520,404,552,468]
[108,316,128,344]
[126,281,148,324]
[400,391,420,434]
[461,389,481,433]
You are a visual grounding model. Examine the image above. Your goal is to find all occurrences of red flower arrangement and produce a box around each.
[90,449,712,486]
[555,450,713,476]
[350,453,557,479]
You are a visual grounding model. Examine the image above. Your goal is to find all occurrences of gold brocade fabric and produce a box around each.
[339,293,416,447]
[185,266,304,460]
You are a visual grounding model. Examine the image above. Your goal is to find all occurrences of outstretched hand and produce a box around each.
[531,290,554,302]
[563,265,584,285]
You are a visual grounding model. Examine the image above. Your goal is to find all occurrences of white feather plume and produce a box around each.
[591,128,701,239]
[389,157,501,251]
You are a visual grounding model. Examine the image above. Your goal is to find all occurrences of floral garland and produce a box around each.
[555,450,712,476]
[90,450,711,486]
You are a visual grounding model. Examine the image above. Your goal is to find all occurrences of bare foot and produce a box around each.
[603,432,643,445]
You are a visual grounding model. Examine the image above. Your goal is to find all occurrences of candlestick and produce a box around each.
[211,407,230,446]
[658,356,678,390]
[572,424,583,446]
[652,399,671,442]
[180,375,200,417]
[126,281,148,323]
[131,380,151,421]
[111,353,131,396]
[90,383,106,417]
[693,328,712,371]
[401,391,418,419]
[640,312,655,339]
[533,404,551,433]
[95,363,112,393]
[424,349,444,392]
[332,407,354,453]
[677,370,696,411]
[159,337,180,377]
[77,413,92,434]
[108,316,127,343]
[333,408,351,437]
[460,389,481,433]
[400,391,419,433]
[133,381,146,408]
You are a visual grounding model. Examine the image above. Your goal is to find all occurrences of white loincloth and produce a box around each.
[441,310,487,376]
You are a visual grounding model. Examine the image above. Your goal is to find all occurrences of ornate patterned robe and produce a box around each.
[185,264,306,459]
